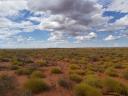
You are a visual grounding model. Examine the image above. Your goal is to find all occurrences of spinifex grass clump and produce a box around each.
[69,74,83,83]
[102,77,128,95]
[122,70,128,80]
[69,64,80,70]
[36,60,48,67]
[31,71,45,78]
[12,59,23,66]
[114,63,125,69]
[51,67,62,74]
[84,75,102,88]
[0,74,16,95]
[24,78,50,94]
[105,67,119,77]
[15,68,34,75]
[58,78,72,89]
[74,83,102,96]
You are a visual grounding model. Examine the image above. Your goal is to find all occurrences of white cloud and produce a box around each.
[0,0,27,16]
[0,0,128,48]
[76,32,97,42]
[107,0,128,12]
[0,17,38,40]
[114,15,128,26]
[28,16,42,22]
[104,35,122,41]
[28,0,108,42]
[0,0,36,41]
[48,31,66,41]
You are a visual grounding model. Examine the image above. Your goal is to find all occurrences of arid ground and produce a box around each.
[0,48,128,96]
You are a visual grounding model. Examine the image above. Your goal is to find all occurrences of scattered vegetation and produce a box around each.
[15,68,34,75]
[31,71,44,78]
[0,74,17,95]
[74,83,102,96]
[0,48,127,96]
[102,77,128,95]
[105,67,119,77]
[84,75,102,88]
[23,78,50,94]
[69,74,83,83]
[58,78,71,89]
[122,70,128,80]
[51,67,62,74]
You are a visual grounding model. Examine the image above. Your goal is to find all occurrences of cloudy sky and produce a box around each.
[0,0,128,48]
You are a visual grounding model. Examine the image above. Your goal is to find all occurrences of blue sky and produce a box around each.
[0,0,128,48]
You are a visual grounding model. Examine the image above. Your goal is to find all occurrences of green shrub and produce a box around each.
[69,69,85,75]
[24,78,49,93]
[69,70,77,75]
[16,68,33,75]
[105,68,118,77]
[31,71,45,78]
[103,77,128,95]
[36,60,48,67]
[69,74,82,83]
[74,83,102,96]
[114,64,124,69]
[10,65,20,70]
[93,66,105,72]
[122,70,128,80]
[12,60,23,66]
[51,67,62,74]
[84,75,102,88]
[75,70,85,75]
[0,74,16,95]
[69,64,80,70]
[85,69,95,75]
[58,78,71,89]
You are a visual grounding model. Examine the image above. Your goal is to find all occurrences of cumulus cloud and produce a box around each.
[100,14,128,32]
[0,17,38,40]
[0,0,128,48]
[107,0,128,12]
[48,31,66,41]
[76,32,97,42]
[114,15,128,26]
[0,0,37,41]
[104,35,122,41]
[0,0,27,16]
[28,0,107,41]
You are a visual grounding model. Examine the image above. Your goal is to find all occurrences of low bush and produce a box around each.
[69,74,82,83]
[122,70,128,80]
[0,74,16,95]
[114,64,124,69]
[51,67,62,74]
[74,83,102,96]
[69,64,80,70]
[10,65,20,70]
[84,75,102,88]
[69,69,85,75]
[31,71,45,78]
[75,70,85,75]
[58,78,71,89]
[85,69,95,75]
[36,60,48,67]
[24,78,49,93]
[12,60,23,66]
[105,68,118,77]
[102,77,128,95]
[15,68,33,75]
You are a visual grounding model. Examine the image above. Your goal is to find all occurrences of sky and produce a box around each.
[0,0,128,48]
